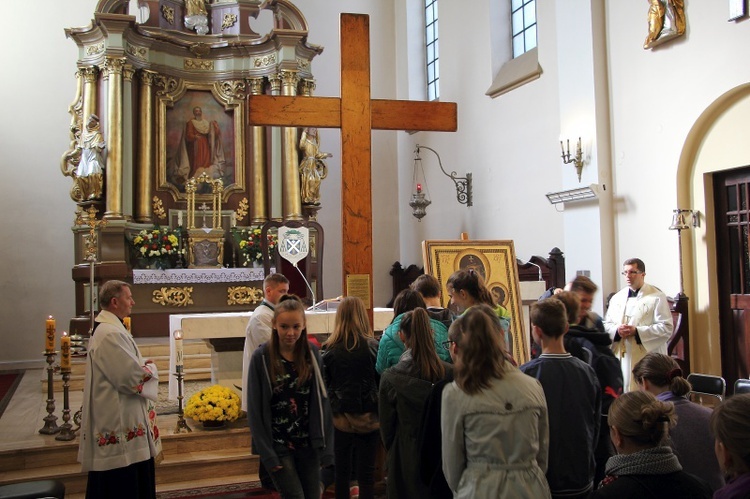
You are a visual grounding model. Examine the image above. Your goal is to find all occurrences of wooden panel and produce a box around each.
[247,95,342,128]
[372,100,458,131]
[340,14,374,320]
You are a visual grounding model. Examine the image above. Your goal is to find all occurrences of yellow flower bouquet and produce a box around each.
[184,385,241,423]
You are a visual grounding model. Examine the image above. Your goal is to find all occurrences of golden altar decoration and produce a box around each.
[186,173,224,268]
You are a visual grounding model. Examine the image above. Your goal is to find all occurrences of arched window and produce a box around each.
[425,0,439,101]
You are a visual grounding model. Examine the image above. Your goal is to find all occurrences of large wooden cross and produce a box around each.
[247,13,457,321]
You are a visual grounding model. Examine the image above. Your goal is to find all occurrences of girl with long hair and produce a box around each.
[632,352,723,490]
[441,305,550,498]
[247,295,334,499]
[711,393,750,499]
[591,391,712,498]
[321,297,380,499]
[379,307,452,498]
[446,269,513,352]
[375,288,451,374]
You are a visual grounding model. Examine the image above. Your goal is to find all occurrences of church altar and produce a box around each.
[133,267,267,284]
[168,308,394,400]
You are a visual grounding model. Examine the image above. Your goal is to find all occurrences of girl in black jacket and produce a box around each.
[322,297,380,499]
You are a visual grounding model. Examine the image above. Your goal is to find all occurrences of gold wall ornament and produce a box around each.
[227,286,263,306]
[155,75,179,97]
[644,0,686,49]
[253,54,277,69]
[153,196,167,220]
[189,43,211,58]
[126,42,148,61]
[222,13,238,30]
[74,206,108,262]
[236,197,249,222]
[161,5,175,25]
[152,287,194,307]
[184,58,214,71]
[297,58,311,72]
[86,42,104,56]
[216,80,246,101]
[60,71,83,189]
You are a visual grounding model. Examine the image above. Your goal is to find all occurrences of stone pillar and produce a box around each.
[280,70,302,221]
[248,77,267,224]
[101,57,126,220]
[136,70,157,223]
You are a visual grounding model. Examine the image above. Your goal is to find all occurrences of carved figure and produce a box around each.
[298,127,331,205]
[72,114,106,202]
[184,0,209,35]
[644,0,686,49]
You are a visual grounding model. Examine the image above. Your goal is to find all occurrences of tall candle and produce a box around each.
[177,210,183,227]
[174,329,184,371]
[123,317,131,332]
[60,332,71,370]
[45,316,56,353]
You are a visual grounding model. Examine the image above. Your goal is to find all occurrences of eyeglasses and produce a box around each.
[441,340,456,350]
[621,271,644,276]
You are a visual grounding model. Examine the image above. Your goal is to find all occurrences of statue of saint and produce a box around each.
[298,127,331,205]
[184,0,209,35]
[72,114,106,202]
[644,0,685,49]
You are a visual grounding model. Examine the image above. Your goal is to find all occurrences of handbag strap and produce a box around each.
[310,351,328,398]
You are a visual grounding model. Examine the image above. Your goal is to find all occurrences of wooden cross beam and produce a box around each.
[247,13,457,321]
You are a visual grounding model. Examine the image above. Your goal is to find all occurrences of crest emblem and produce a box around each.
[278,226,309,267]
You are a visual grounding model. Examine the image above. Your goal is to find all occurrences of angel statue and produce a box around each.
[184,0,209,35]
[298,127,332,205]
[63,114,106,203]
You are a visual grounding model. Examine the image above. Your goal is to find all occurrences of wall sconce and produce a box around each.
[668,209,699,296]
[560,137,584,182]
[410,144,473,221]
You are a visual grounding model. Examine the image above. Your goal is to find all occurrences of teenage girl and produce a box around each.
[247,294,334,499]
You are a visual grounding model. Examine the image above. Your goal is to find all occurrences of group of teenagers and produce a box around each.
[242,270,750,499]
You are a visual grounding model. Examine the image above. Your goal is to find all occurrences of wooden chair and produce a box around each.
[734,378,750,395]
[687,373,726,405]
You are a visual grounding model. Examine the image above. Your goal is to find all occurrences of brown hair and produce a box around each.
[324,296,373,351]
[632,353,692,397]
[711,393,750,474]
[623,258,645,273]
[399,308,445,382]
[530,298,568,338]
[553,291,581,325]
[391,289,426,324]
[268,295,311,386]
[410,274,442,299]
[446,269,494,306]
[569,275,598,294]
[450,305,507,395]
[609,391,676,447]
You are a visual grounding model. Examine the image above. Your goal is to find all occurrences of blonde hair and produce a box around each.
[451,305,507,395]
[609,391,676,447]
[324,296,373,351]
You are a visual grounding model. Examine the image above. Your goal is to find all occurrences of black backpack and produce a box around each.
[566,333,624,414]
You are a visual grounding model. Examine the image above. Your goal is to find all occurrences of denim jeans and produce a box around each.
[270,445,321,499]
[334,428,379,499]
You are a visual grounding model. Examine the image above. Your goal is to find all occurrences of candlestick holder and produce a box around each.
[39,351,60,435]
[55,369,76,441]
[174,368,192,433]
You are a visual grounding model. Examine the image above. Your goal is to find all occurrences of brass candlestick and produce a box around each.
[39,352,60,435]
[55,369,76,441]
[174,367,192,433]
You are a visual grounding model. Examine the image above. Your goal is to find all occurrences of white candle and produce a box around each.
[174,329,184,371]
[177,210,183,227]
[230,212,237,227]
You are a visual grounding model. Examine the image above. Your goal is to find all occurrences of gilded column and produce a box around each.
[122,65,135,218]
[248,77,267,223]
[80,66,99,124]
[280,70,302,221]
[101,57,126,219]
[136,70,157,223]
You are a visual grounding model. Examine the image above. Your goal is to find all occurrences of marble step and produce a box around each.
[0,422,255,496]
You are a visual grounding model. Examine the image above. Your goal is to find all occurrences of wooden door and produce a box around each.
[715,168,750,392]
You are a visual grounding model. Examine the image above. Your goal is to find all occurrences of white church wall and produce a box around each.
[1,2,95,368]
[395,0,566,285]
[605,1,750,302]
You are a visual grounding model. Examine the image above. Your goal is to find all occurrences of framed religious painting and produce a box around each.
[156,81,245,201]
[422,239,528,364]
